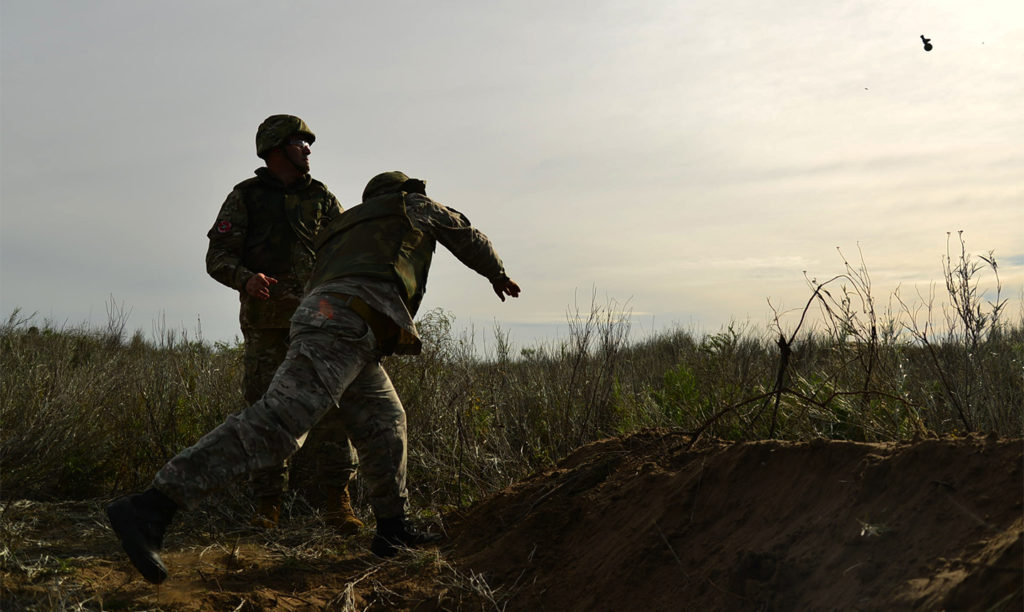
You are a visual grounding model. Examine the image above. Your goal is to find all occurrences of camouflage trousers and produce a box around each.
[154,301,409,519]
[242,328,357,499]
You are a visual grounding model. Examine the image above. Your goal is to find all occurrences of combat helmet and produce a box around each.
[362,171,426,201]
[256,114,316,158]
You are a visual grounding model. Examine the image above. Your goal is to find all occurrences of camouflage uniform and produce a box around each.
[206,165,357,498]
[156,176,510,519]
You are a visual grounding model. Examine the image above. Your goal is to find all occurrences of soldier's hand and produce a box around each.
[492,278,521,302]
[246,273,278,300]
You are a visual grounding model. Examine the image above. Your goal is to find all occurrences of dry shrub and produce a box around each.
[0,304,245,499]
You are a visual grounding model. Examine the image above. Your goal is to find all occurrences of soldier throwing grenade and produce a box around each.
[108,171,521,581]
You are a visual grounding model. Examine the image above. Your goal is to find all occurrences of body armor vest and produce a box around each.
[241,187,299,276]
[233,174,325,280]
[309,192,435,316]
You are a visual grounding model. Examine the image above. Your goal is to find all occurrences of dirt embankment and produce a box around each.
[451,431,1022,611]
[2,430,1021,610]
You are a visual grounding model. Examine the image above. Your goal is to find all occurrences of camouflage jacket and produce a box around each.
[206,167,343,329]
[293,192,509,354]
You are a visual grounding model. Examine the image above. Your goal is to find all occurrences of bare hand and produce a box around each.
[492,278,521,302]
[246,273,278,300]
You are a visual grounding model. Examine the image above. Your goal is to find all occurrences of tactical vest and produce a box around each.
[234,176,325,271]
[232,173,332,328]
[309,192,435,316]
[240,182,299,276]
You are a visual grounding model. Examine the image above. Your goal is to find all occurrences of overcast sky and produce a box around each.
[2,1,1021,348]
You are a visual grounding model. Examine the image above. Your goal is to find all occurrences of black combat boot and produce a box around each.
[106,487,178,584]
[371,515,442,558]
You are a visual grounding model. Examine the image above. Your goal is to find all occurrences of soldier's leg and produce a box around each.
[242,328,290,404]
[292,407,359,503]
[242,328,291,503]
[336,362,408,520]
[109,298,378,582]
[154,316,375,509]
[338,362,442,557]
[295,410,363,532]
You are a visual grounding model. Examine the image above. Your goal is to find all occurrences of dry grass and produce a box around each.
[1,235,1020,515]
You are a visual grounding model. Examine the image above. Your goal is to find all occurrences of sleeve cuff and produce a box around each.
[234,268,255,292]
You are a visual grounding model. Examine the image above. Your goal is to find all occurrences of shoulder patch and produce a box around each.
[216,220,232,233]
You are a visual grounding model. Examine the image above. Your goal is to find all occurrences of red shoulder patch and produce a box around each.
[216,220,232,233]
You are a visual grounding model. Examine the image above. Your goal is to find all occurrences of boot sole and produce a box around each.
[106,497,169,584]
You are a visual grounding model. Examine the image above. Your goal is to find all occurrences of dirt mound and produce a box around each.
[2,430,1021,610]
[449,430,1022,611]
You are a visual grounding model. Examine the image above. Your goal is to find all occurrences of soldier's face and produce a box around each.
[283,137,311,172]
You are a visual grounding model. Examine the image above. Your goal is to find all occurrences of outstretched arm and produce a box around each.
[408,195,516,292]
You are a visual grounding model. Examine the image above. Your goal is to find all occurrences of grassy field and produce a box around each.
[2,235,1020,514]
[1,237,1021,610]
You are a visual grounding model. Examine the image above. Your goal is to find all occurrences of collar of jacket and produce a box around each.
[254,166,313,191]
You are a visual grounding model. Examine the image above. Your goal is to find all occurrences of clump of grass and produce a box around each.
[679,232,1021,444]
[896,231,1019,433]
[0,301,246,499]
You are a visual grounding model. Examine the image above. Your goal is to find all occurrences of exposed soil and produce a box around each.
[3,430,1021,610]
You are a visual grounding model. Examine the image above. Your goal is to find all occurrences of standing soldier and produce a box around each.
[205,114,361,532]
[108,171,521,582]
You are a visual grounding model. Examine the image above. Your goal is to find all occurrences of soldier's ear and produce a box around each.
[403,179,426,195]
